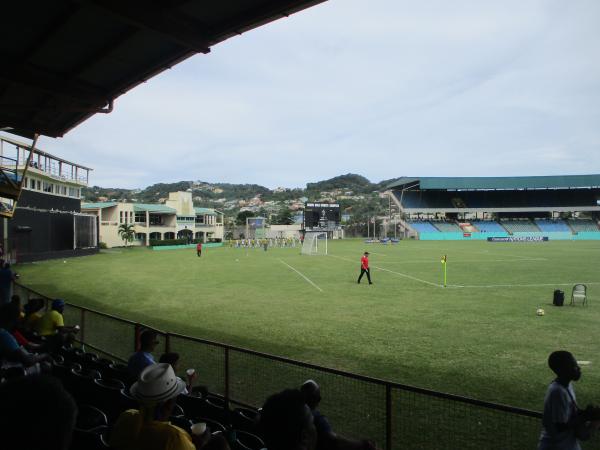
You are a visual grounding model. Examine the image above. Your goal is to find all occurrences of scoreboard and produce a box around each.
[303,202,341,229]
[247,217,266,229]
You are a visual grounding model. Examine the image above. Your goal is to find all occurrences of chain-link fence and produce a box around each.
[14,282,600,450]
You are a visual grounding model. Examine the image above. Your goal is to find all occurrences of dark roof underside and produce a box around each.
[388,175,600,191]
[0,0,325,139]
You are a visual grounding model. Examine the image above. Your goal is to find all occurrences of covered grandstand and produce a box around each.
[388,175,600,240]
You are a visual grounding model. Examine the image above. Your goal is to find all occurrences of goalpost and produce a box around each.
[301,231,328,255]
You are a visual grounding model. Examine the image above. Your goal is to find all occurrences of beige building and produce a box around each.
[82,191,223,248]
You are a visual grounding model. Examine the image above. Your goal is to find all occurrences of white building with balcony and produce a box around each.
[82,191,223,248]
[0,134,96,261]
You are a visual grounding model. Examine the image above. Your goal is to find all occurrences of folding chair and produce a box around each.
[571,284,587,306]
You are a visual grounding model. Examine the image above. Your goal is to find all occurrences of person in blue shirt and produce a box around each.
[0,302,52,374]
[127,329,159,379]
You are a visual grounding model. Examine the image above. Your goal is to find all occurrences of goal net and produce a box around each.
[301,231,328,255]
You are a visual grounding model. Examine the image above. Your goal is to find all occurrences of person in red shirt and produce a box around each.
[196,242,202,257]
[357,251,372,285]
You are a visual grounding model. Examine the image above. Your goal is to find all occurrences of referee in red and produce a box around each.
[357,251,372,284]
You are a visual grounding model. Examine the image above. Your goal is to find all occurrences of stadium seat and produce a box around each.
[68,367,102,403]
[106,362,136,387]
[196,417,227,434]
[107,388,139,421]
[84,357,114,378]
[202,394,228,422]
[170,415,193,434]
[60,346,85,364]
[82,352,99,364]
[571,284,587,306]
[234,430,265,450]
[75,404,108,431]
[52,361,82,383]
[70,427,110,450]
[232,407,259,433]
[177,393,208,419]
[89,378,126,420]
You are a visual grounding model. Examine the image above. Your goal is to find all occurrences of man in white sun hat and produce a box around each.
[110,363,228,450]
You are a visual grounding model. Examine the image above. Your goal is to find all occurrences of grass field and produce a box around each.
[15,239,600,412]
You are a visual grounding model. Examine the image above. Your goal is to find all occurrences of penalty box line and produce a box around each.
[328,255,442,288]
[278,259,323,292]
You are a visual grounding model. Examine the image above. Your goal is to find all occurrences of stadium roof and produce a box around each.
[81,202,117,209]
[0,0,326,139]
[132,204,176,214]
[388,175,600,191]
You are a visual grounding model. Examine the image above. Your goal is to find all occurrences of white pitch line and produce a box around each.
[447,282,600,289]
[278,259,323,292]
[328,254,442,288]
[380,258,546,264]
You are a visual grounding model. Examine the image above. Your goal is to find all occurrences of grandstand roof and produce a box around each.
[0,0,326,139]
[388,175,600,191]
[81,202,117,209]
[133,204,176,214]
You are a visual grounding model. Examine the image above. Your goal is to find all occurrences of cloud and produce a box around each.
[30,0,600,188]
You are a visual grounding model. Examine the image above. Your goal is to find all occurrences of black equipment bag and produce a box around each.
[553,289,565,306]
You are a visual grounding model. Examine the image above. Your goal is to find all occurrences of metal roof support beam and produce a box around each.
[81,0,211,54]
[20,5,81,61]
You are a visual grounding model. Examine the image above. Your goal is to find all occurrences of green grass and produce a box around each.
[15,239,600,412]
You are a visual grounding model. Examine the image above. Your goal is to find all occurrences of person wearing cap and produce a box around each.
[110,363,229,450]
[35,299,79,351]
[35,299,78,337]
[357,252,372,285]
[300,380,376,450]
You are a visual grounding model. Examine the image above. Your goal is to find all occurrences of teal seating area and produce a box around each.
[433,222,463,232]
[500,220,540,233]
[568,219,600,232]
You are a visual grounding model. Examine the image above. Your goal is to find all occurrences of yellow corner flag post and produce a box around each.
[441,255,447,287]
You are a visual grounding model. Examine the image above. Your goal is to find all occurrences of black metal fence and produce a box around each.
[13,283,600,450]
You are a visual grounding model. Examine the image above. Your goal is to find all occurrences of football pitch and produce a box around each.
[15,239,600,411]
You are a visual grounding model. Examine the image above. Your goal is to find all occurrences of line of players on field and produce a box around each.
[229,237,299,249]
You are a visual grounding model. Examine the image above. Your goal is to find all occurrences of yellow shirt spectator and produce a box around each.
[110,409,195,450]
[24,311,43,331]
[36,310,64,336]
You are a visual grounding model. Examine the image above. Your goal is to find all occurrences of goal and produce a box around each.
[301,231,328,255]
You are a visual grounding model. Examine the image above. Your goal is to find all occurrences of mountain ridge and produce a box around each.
[83,173,401,208]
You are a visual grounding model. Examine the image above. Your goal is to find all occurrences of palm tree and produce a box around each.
[118,223,135,247]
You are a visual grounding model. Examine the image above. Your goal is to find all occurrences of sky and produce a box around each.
[15,0,600,189]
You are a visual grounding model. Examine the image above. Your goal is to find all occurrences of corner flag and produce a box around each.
[440,255,447,287]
